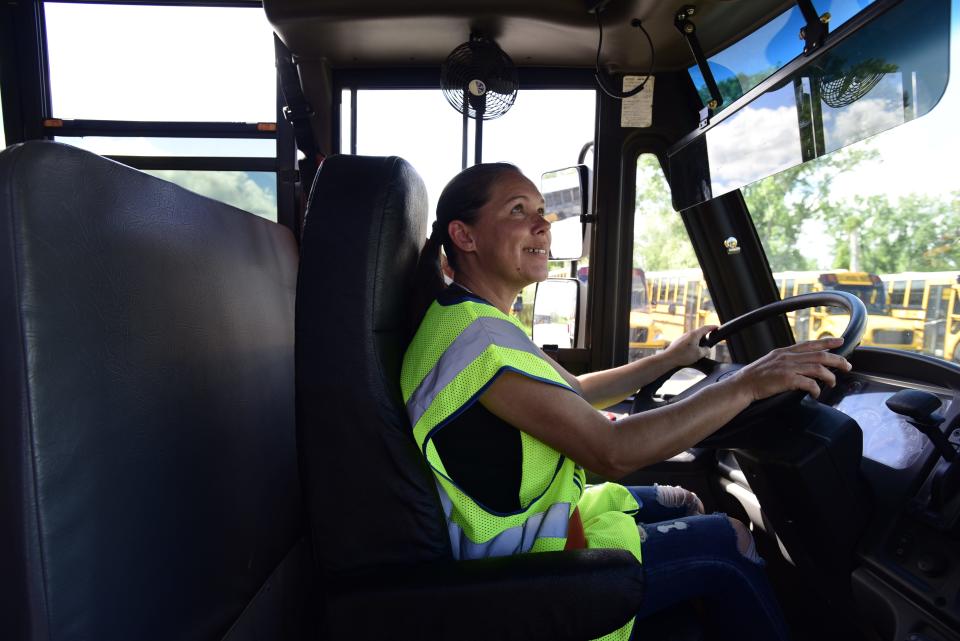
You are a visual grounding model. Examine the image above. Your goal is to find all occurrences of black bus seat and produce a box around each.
[295,154,646,640]
[0,141,308,641]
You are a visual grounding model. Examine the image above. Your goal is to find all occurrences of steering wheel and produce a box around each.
[630,291,867,447]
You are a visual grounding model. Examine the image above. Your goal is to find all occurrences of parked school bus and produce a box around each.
[4,0,960,640]
[774,271,924,351]
[884,272,960,361]
[628,268,720,358]
[630,269,922,357]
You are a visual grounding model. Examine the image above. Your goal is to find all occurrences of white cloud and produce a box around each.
[821,78,904,152]
[145,170,276,221]
[707,103,802,194]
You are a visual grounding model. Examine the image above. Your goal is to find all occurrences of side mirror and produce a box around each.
[532,279,580,349]
[541,165,590,261]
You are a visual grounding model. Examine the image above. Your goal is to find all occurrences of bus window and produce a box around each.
[822,281,888,315]
[347,88,595,227]
[891,280,907,307]
[345,88,595,335]
[45,3,276,122]
[144,171,278,222]
[785,279,795,298]
[631,154,727,368]
[42,2,281,220]
[350,89,464,217]
[669,277,680,302]
[907,280,925,308]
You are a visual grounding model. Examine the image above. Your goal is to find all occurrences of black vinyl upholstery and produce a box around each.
[296,155,451,571]
[0,142,307,641]
[296,154,645,641]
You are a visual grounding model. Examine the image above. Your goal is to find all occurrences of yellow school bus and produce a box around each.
[883,272,960,361]
[630,269,923,356]
[774,271,923,351]
[628,269,719,358]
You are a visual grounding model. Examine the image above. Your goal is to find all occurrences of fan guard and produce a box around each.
[441,35,518,120]
[816,57,898,109]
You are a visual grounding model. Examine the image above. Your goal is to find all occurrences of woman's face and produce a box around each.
[463,170,551,289]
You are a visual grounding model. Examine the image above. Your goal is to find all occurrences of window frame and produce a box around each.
[907,280,926,309]
[3,0,297,232]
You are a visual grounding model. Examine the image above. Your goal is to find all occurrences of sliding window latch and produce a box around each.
[674,5,723,129]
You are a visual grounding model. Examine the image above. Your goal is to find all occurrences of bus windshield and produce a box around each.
[823,283,888,314]
[736,0,960,362]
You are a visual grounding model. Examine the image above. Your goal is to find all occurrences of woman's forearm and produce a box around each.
[600,377,753,476]
[577,350,681,408]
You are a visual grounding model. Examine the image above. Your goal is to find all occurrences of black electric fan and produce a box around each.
[441,34,518,167]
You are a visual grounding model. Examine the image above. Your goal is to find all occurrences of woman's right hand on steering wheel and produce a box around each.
[728,337,853,403]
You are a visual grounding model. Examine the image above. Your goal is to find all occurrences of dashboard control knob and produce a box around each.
[916,553,947,577]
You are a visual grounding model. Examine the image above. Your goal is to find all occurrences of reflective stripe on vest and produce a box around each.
[405,315,544,429]
[436,481,570,559]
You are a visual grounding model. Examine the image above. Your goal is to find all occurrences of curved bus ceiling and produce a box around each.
[266,0,796,71]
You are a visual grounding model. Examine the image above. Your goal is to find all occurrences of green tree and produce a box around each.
[742,146,879,272]
[633,155,697,270]
[824,191,960,273]
[741,164,817,271]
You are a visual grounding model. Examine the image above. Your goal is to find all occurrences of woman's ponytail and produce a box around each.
[408,230,447,338]
[406,162,521,338]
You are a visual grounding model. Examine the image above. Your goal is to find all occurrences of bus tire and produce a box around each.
[818,333,834,340]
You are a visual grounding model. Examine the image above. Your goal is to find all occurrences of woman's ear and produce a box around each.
[448,220,477,254]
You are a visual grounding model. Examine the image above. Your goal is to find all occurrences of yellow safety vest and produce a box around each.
[402,290,643,641]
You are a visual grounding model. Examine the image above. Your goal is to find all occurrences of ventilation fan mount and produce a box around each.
[441,34,518,121]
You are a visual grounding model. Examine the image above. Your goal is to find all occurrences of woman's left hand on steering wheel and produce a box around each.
[663,325,718,368]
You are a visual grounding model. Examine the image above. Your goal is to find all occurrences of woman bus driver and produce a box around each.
[401,163,851,641]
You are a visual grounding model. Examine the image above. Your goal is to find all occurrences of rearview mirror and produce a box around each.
[541,165,590,261]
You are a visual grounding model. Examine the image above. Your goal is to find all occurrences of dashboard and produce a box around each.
[833,376,954,470]
[826,348,960,640]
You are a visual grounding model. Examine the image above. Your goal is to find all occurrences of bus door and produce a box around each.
[684,280,699,332]
[926,284,951,356]
[794,282,813,341]
[949,285,960,362]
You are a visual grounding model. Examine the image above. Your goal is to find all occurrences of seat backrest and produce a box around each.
[0,142,306,641]
[296,155,450,575]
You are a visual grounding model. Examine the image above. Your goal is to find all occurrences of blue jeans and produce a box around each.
[626,486,790,641]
